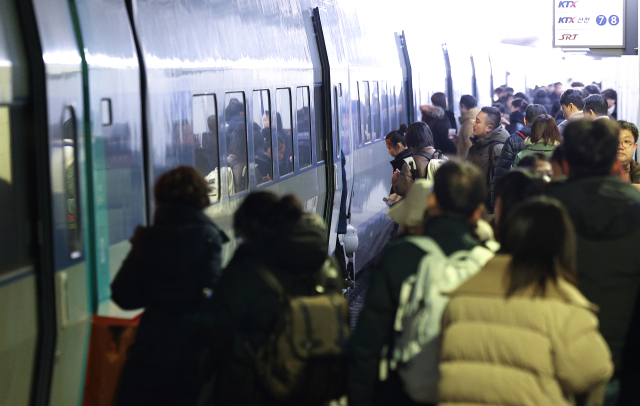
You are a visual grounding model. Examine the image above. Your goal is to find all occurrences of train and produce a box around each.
[1,0,638,405]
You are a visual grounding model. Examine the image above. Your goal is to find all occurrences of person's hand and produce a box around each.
[392,169,400,183]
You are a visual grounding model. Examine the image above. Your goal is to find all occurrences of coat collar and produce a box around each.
[445,254,598,311]
[471,125,509,148]
[524,137,561,148]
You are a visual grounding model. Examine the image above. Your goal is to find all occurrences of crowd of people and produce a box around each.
[107,82,638,406]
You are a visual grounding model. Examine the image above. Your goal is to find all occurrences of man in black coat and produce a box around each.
[112,167,228,406]
[547,119,640,403]
[349,161,486,406]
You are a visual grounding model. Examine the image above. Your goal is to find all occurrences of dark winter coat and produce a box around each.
[199,214,329,406]
[112,203,228,406]
[548,175,640,376]
[390,148,413,173]
[467,125,510,209]
[493,125,531,188]
[444,109,457,131]
[505,110,525,135]
[349,216,481,406]
[428,117,456,155]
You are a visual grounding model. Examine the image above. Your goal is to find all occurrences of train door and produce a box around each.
[0,2,40,405]
[26,0,92,404]
[70,0,146,316]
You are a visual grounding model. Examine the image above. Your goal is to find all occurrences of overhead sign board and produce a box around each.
[554,0,625,48]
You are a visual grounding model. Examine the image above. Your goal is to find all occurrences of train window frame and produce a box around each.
[381,81,389,136]
[251,89,274,187]
[224,92,249,196]
[192,93,222,204]
[275,88,294,178]
[372,81,381,141]
[61,105,83,260]
[356,81,362,147]
[314,85,326,164]
[100,98,112,126]
[296,86,312,170]
[334,85,341,161]
[362,81,372,144]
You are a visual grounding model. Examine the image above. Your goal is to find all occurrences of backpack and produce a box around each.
[389,236,496,403]
[251,259,350,404]
[404,150,449,180]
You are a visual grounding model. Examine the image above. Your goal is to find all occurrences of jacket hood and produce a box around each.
[471,125,510,148]
[244,213,327,275]
[509,110,525,125]
[420,104,445,120]
[549,175,640,239]
[517,125,532,138]
[459,107,480,124]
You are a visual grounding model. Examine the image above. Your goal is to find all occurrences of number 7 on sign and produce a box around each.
[596,15,607,26]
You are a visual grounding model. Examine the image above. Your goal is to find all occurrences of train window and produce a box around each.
[334,85,341,160]
[372,81,381,140]
[381,81,389,135]
[355,82,362,146]
[252,90,273,184]
[275,88,293,176]
[362,81,371,143]
[192,94,221,201]
[62,106,82,259]
[296,87,312,168]
[224,92,248,194]
[314,85,325,163]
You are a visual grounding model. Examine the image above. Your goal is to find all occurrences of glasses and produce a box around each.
[620,140,635,149]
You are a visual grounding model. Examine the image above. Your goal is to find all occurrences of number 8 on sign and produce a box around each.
[596,15,607,25]
[609,15,619,26]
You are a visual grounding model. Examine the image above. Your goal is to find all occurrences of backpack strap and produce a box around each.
[403,156,419,180]
[414,151,435,161]
[517,131,526,140]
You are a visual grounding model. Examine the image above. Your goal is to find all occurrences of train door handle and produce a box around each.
[57,271,69,330]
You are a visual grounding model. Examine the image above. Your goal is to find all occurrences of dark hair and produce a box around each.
[583,94,608,117]
[505,87,514,94]
[518,153,548,169]
[535,89,548,99]
[500,197,577,296]
[494,171,545,240]
[233,192,303,241]
[432,160,484,220]
[492,103,506,115]
[405,122,433,150]
[385,124,408,147]
[530,114,561,146]
[550,101,561,117]
[554,82,563,87]
[618,120,639,142]
[480,106,501,129]
[229,124,247,157]
[571,81,584,88]
[431,92,447,109]
[460,95,477,110]
[525,104,547,124]
[154,166,210,209]
[560,89,585,109]
[511,98,529,111]
[601,89,617,101]
[584,84,600,96]
[225,98,244,121]
[514,92,529,102]
[563,119,619,177]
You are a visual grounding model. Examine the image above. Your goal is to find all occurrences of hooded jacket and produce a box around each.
[493,125,531,186]
[112,203,228,406]
[200,214,330,406]
[467,125,510,208]
[349,216,480,406]
[512,137,560,167]
[457,107,480,158]
[439,255,613,406]
[548,175,640,375]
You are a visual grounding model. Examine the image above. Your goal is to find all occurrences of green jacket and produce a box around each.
[348,216,480,406]
[512,139,559,168]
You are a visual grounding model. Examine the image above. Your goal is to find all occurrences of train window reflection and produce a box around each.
[275,88,293,176]
[224,92,248,194]
[252,90,273,184]
[62,106,82,259]
[192,94,221,201]
[296,87,312,168]
[381,81,389,136]
[372,81,381,140]
[362,81,371,143]
[314,85,325,163]
[334,86,341,160]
